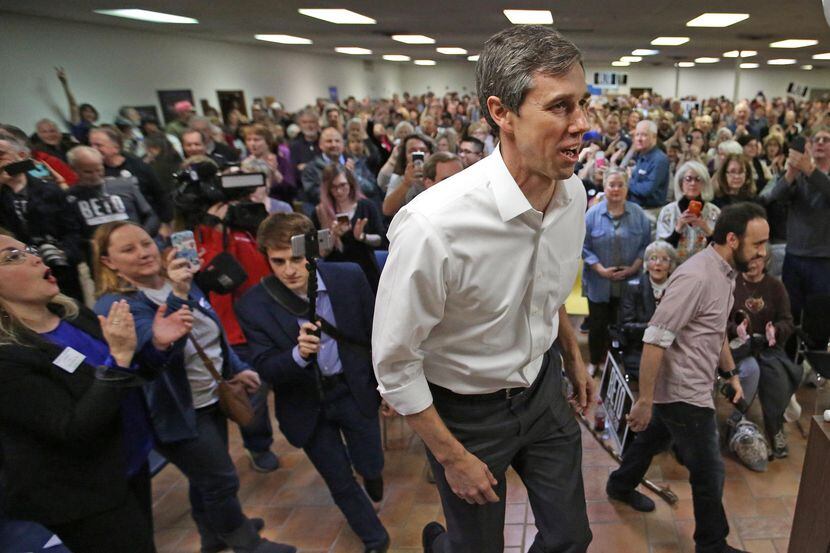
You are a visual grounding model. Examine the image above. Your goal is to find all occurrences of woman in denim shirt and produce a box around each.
[582,168,651,375]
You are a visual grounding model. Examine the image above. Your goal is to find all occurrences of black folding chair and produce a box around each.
[794,295,830,426]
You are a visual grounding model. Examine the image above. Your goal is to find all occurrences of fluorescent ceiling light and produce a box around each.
[467,55,480,62]
[767,58,797,65]
[298,9,375,24]
[611,61,630,67]
[335,47,372,55]
[620,56,642,62]
[801,64,814,70]
[382,55,411,61]
[632,49,659,56]
[686,13,749,27]
[770,39,818,48]
[694,57,720,63]
[93,9,198,24]
[723,50,757,58]
[436,47,467,55]
[392,34,435,44]
[503,9,553,24]
[414,59,437,66]
[812,52,830,60]
[255,34,312,45]
[739,63,759,69]
[651,36,689,46]
[677,62,695,67]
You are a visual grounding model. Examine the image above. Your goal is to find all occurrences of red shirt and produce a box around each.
[195,225,271,345]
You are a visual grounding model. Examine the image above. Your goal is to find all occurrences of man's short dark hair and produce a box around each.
[476,25,582,132]
[461,136,485,153]
[423,152,463,181]
[257,212,314,252]
[711,202,767,245]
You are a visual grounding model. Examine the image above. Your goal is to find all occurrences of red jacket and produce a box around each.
[195,225,271,346]
[32,151,78,186]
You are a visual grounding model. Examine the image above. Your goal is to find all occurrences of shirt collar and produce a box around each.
[489,145,572,222]
[704,244,737,280]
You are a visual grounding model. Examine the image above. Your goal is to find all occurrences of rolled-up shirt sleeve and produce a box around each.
[643,271,703,348]
[372,209,450,415]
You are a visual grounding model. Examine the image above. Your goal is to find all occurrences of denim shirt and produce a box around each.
[582,200,652,302]
[628,147,670,208]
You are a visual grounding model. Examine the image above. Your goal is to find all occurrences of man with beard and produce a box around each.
[606,202,768,553]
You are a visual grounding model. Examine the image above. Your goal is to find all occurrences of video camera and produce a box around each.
[172,161,268,233]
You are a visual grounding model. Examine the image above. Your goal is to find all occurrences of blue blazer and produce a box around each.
[235,262,381,448]
[96,284,251,444]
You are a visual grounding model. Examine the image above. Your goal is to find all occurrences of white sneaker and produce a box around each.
[784,394,802,423]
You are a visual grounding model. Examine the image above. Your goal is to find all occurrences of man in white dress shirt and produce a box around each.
[373,26,593,553]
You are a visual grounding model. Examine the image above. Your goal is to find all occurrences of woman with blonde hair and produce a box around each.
[0,233,191,552]
[656,160,721,264]
[92,221,296,553]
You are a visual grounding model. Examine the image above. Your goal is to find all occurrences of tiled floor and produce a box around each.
[152,376,814,553]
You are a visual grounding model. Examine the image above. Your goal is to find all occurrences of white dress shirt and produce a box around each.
[372,146,586,415]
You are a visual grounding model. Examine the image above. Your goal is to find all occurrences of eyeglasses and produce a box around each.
[648,255,671,264]
[682,175,703,183]
[0,245,39,266]
[814,136,830,144]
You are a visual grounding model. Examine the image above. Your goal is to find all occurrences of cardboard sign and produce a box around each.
[598,354,636,453]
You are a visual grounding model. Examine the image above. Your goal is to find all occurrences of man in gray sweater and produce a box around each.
[764,125,830,321]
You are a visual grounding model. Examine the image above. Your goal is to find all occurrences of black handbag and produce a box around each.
[194,227,248,295]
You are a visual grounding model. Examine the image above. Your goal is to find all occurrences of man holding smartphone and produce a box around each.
[374,26,593,553]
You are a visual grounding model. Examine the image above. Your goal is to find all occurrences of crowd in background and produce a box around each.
[0,64,828,552]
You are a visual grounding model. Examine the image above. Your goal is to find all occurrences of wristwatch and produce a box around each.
[718,367,739,379]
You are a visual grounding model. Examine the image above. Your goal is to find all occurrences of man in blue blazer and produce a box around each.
[235,212,389,553]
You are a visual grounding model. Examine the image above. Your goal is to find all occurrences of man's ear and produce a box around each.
[487,96,514,136]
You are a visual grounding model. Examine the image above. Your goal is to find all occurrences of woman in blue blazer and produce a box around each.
[92,221,295,553]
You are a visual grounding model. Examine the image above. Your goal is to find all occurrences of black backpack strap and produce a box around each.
[260,275,371,356]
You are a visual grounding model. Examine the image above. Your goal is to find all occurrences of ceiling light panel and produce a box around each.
[414,60,437,66]
[437,47,467,55]
[767,59,797,65]
[503,9,553,24]
[632,49,659,56]
[686,13,749,27]
[740,63,759,69]
[298,9,375,24]
[694,57,720,63]
[93,9,198,24]
[651,37,690,46]
[811,52,830,60]
[467,55,480,61]
[255,34,312,45]
[620,56,642,62]
[802,65,814,70]
[611,61,630,67]
[677,62,695,67]
[770,39,818,48]
[382,55,411,61]
[392,35,435,44]
[335,47,372,55]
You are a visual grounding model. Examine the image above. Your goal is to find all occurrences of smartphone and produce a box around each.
[688,200,703,217]
[335,212,350,225]
[170,230,201,270]
[2,158,36,176]
[790,135,806,153]
[411,151,425,168]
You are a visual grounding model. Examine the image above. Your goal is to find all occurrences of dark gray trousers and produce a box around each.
[427,348,592,553]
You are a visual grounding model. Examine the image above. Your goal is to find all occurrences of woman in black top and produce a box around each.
[0,234,191,552]
[314,164,387,292]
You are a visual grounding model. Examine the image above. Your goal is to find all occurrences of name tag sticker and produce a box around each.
[638,169,647,175]
[53,347,86,374]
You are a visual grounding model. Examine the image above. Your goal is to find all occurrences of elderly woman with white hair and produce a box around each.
[656,160,721,264]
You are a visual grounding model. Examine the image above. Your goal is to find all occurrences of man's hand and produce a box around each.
[55,66,68,84]
[232,369,262,394]
[729,375,744,405]
[344,158,356,173]
[443,450,499,505]
[297,321,321,359]
[626,398,652,432]
[563,350,594,415]
[609,266,631,281]
[380,399,398,417]
[352,217,368,241]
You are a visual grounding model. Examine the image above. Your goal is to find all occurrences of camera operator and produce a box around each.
[235,213,389,553]
[0,136,85,302]
[66,146,160,244]
[174,157,282,472]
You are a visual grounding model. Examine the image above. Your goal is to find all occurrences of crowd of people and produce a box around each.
[0,54,828,553]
